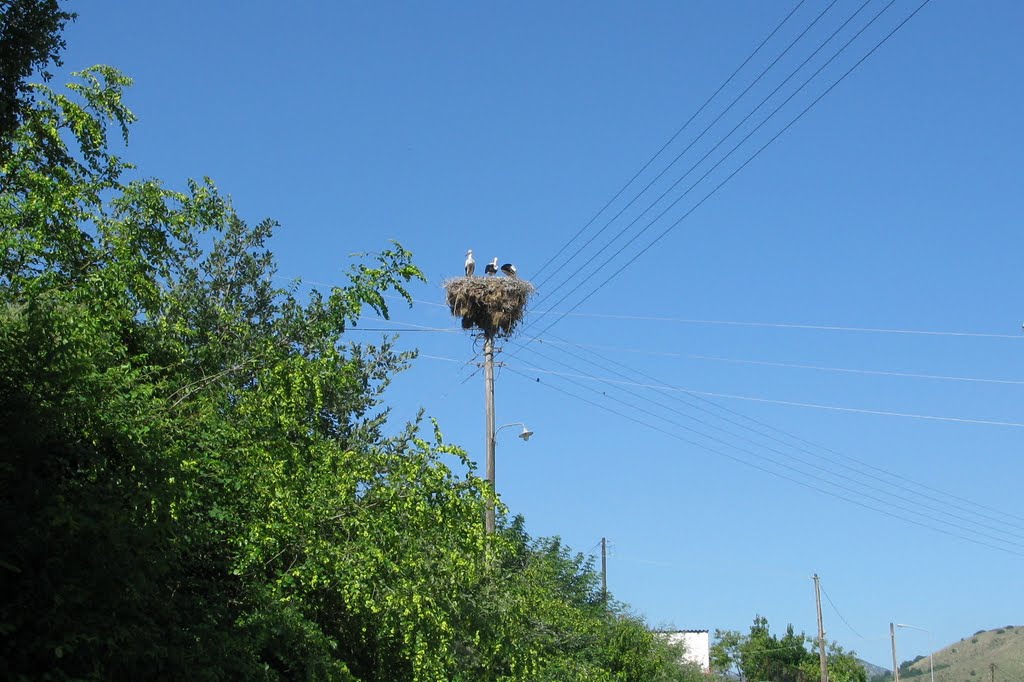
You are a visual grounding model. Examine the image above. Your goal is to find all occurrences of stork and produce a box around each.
[500,263,517,278]
[464,249,475,277]
[484,257,498,276]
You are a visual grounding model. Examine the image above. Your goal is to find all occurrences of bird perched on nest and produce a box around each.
[464,249,475,277]
[484,257,498,276]
[500,263,517,278]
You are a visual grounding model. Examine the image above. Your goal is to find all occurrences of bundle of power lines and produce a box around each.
[485,0,1024,558]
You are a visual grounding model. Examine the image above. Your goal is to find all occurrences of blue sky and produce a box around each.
[59,0,1023,668]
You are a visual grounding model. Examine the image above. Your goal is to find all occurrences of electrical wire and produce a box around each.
[530,0,809,285]
[509,361,1024,429]
[508,342,1024,546]
[538,334,1024,527]
[412,349,1024,550]
[519,0,931,345]
[528,0,872,307]
[348,327,457,332]
[415,348,1024,537]
[512,333,1024,524]
[526,310,1024,341]
[680,354,1024,386]
[819,582,866,640]
[530,0,856,307]
[374,292,1024,342]
[531,0,831,294]
[501,363,1024,558]
[530,338,1024,386]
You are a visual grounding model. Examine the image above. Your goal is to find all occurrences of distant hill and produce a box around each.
[858,658,889,680]
[899,626,1024,682]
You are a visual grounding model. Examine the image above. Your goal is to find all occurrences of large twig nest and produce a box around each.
[444,276,535,338]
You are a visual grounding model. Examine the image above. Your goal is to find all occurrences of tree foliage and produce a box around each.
[0,0,74,155]
[711,615,867,682]
[0,64,700,680]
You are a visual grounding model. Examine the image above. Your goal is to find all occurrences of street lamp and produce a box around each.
[486,422,534,532]
[895,623,934,682]
[497,422,533,441]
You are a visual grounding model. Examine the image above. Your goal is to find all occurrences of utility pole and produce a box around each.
[813,575,828,682]
[890,623,900,682]
[601,537,607,606]
[483,335,496,534]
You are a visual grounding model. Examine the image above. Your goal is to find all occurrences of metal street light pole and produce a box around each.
[895,623,935,682]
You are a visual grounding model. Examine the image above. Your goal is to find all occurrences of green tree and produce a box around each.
[0,0,74,154]
[1,62,707,681]
[712,628,747,679]
[712,615,867,682]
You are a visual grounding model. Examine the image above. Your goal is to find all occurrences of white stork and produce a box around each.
[484,257,498,276]
[464,249,475,277]
[500,263,517,278]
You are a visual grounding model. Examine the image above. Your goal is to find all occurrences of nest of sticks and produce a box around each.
[444,276,535,338]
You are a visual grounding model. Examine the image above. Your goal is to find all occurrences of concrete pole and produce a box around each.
[891,623,900,682]
[601,537,608,605]
[814,575,829,682]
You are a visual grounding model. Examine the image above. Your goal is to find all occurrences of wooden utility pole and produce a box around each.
[484,335,496,534]
[813,575,828,682]
[890,623,900,682]
[601,537,608,605]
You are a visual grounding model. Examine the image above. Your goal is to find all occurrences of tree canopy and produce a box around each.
[711,615,868,682]
[0,50,704,682]
[0,0,74,155]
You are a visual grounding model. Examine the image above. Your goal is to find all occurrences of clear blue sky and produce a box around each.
[60,0,1023,668]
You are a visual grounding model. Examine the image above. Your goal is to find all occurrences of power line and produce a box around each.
[348,327,456,332]
[507,342,1024,544]
[526,310,1024,341]
[509,358,1024,555]
[529,332,1024,528]
[530,0,854,309]
[318,289,1021,344]
[518,0,931,345]
[416,348,1024,536]
[531,0,829,295]
[508,362,1024,429]
[360,316,460,332]
[527,0,875,311]
[418,354,464,363]
[530,0,810,285]
[529,338,1024,386]
[371,292,1024,341]
[819,582,866,640]
[501,363,1024,557]
[681,354,1024,386]
[522,336,1024,535]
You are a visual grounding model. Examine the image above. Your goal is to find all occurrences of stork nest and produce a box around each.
[444,276,535,338]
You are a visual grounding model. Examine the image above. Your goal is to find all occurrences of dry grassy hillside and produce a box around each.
[904,626,1024,682]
